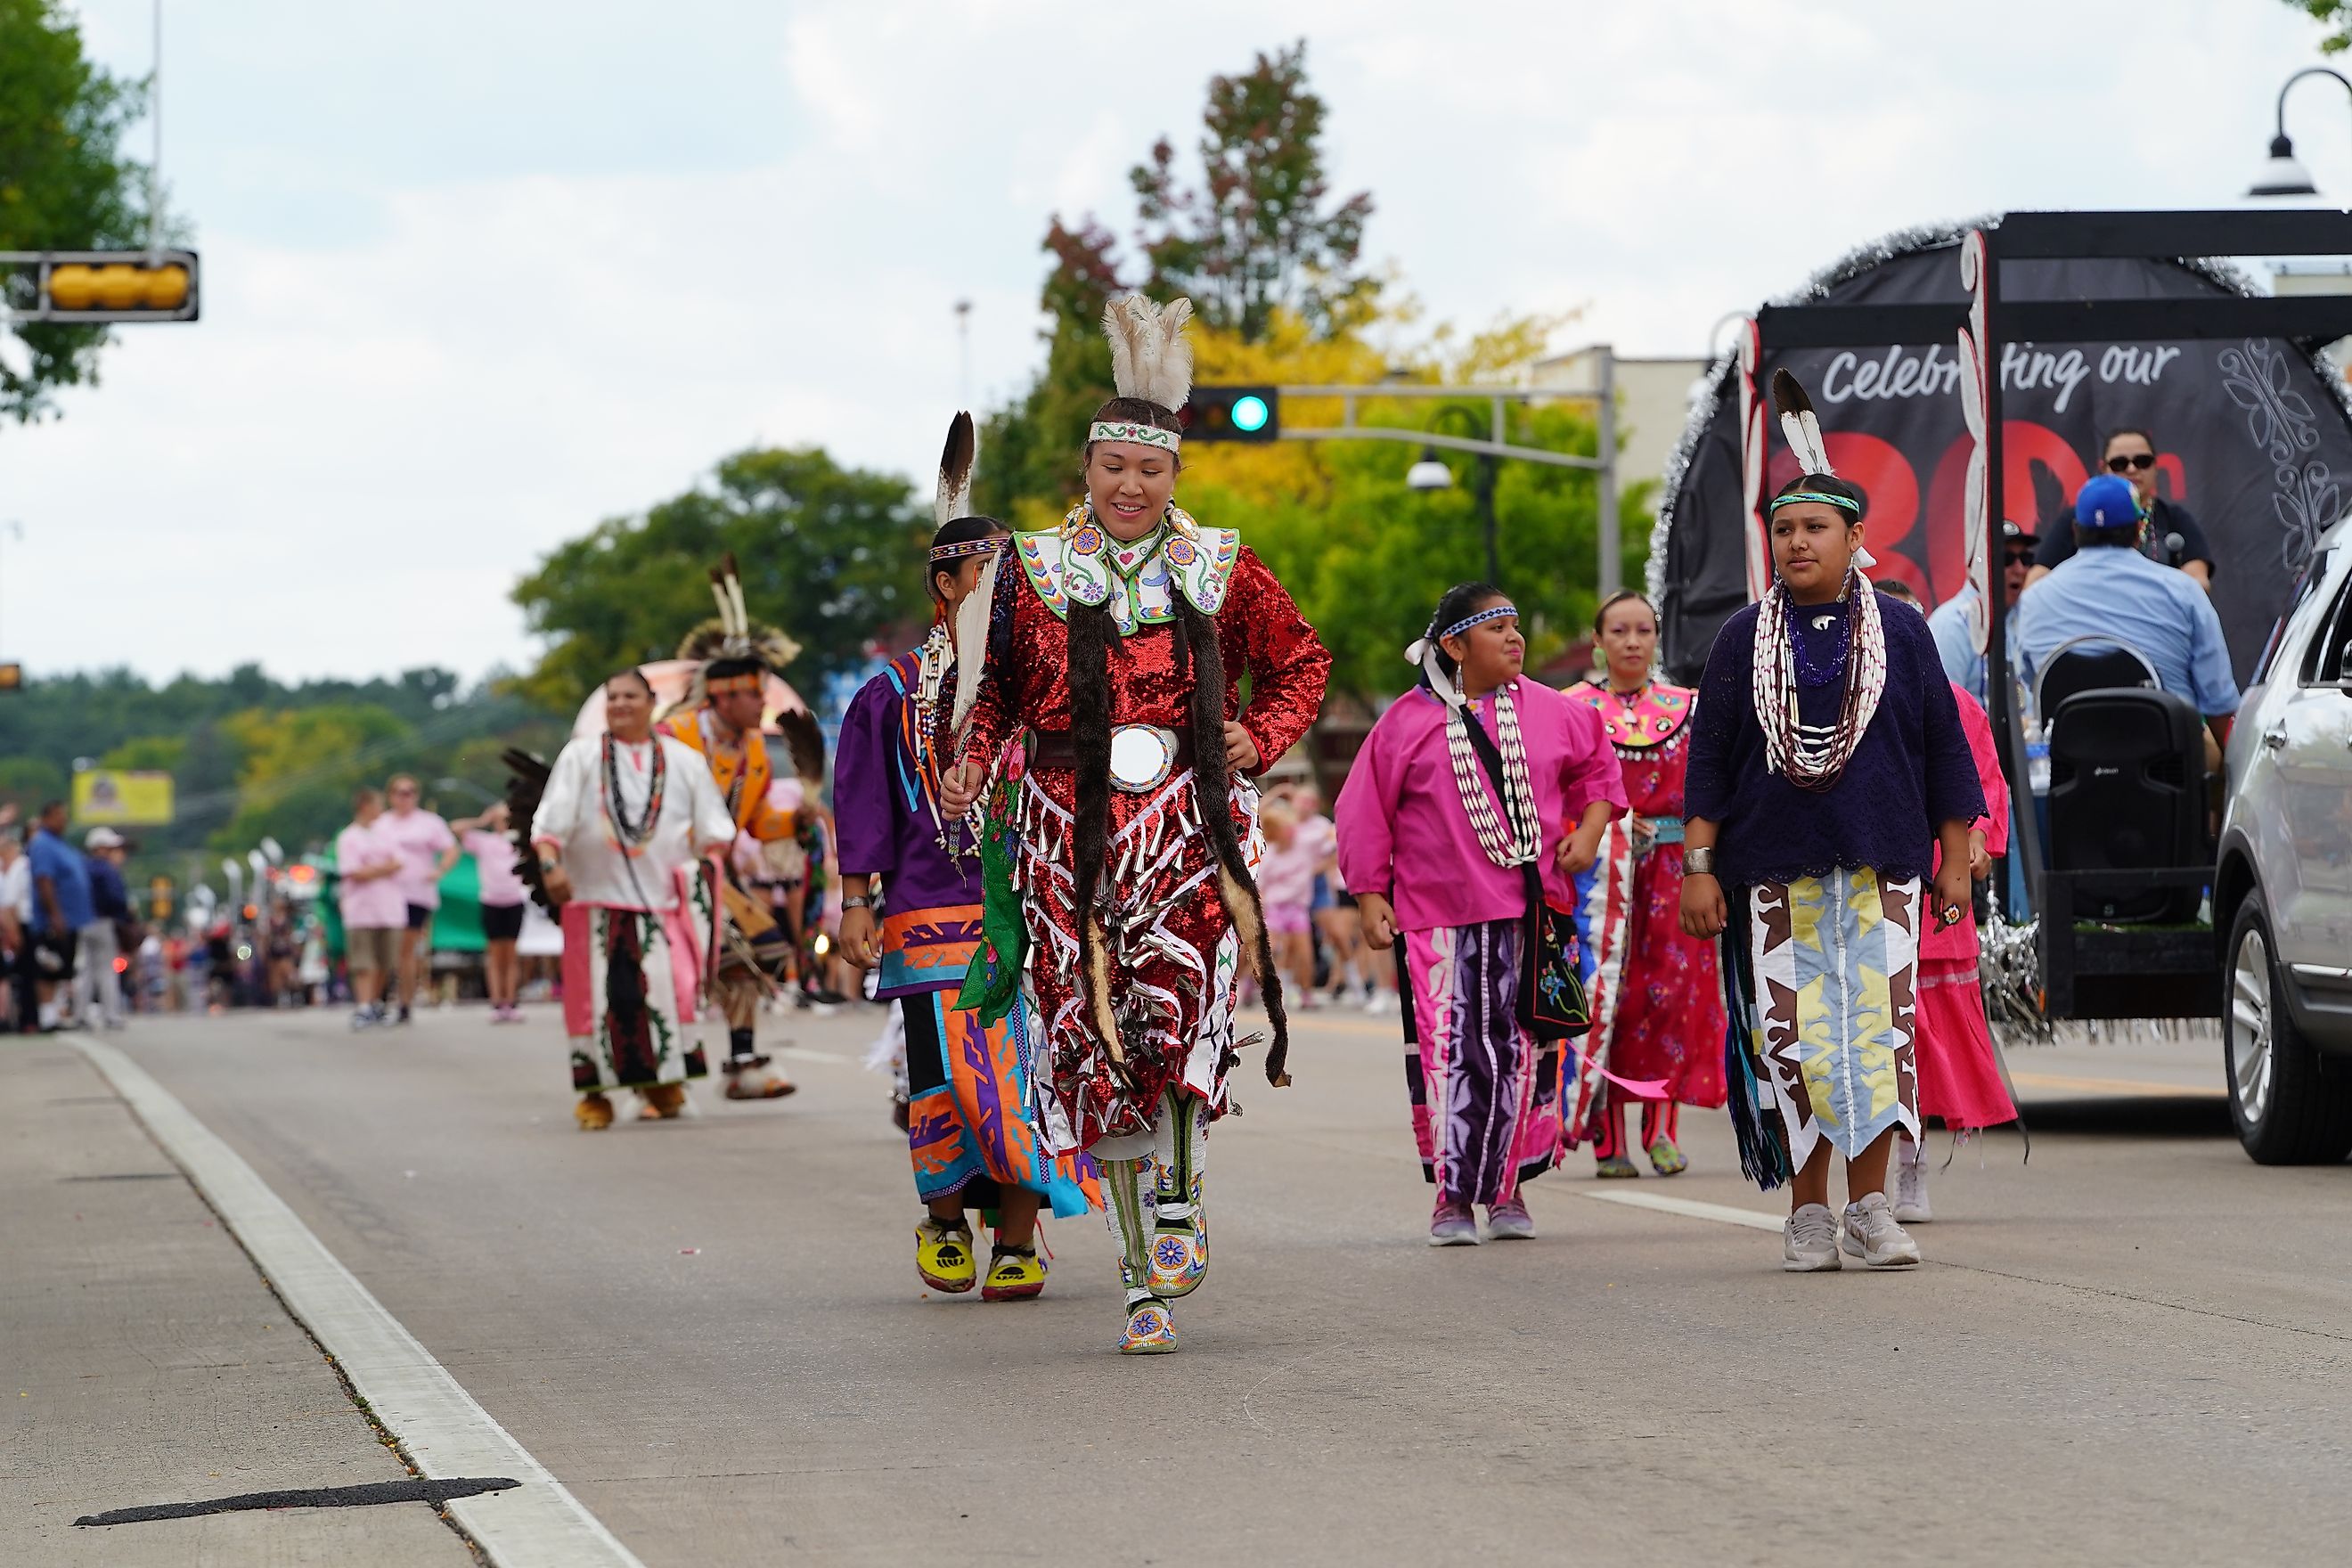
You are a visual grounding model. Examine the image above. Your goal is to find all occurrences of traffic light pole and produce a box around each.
[1274,367,1622,593]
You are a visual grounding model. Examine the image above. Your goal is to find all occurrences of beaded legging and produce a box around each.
[1590,1094,1679,1163]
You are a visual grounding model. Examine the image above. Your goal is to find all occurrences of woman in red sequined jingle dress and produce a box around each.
[1567,591,1727,1178]
[942,296,1329,1355]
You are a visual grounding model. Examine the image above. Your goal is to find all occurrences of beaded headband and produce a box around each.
[928,535,1006,565]
[705,673,763,696]
[1770,489,1862,515]
[1088,420,1180,453]
[1441,603,1519,641]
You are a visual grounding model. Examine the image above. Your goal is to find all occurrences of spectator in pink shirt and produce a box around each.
[452,800,528,1023]
[379,774,460,1025]
[335,788,407,1030]
[1254,797,1321,1012]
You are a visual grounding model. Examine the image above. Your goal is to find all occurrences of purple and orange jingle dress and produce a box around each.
[836,642,1098,1217]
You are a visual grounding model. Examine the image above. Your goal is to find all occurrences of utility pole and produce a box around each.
[1595,347,1621,595]
[953,298,971,409]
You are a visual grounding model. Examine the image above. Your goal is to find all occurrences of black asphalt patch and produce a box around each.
[76,1477,520,1526]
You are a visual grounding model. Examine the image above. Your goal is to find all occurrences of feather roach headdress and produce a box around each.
[674,552,801,672]
[668,552,802,717]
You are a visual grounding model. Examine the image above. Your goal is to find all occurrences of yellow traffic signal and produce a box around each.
[5,249,201,323]
[47,263,190,312]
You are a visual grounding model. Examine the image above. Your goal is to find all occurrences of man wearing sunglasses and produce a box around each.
[1927,519,2038,705]
[2025,428,2214,590]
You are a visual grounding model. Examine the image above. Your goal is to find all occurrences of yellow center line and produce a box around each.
[2008,1070,2225,1099]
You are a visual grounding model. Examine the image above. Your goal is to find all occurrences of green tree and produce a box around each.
[1204,397,1652,701]
[979,41,1372,525]
[1130,40,1374,342]
[216,704,409,852]
[976,216,1125,527]
[0,754,66,814]
[0,0,170,424]
[0,663,565,885]
[99,734,186,772]
[2284,0,2352,50]
[512,445,927,709]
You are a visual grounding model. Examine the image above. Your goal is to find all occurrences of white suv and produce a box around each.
[2215,515,2352,1164]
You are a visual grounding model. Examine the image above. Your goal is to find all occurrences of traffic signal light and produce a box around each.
[19,249,200,323]
[1185,385,1279,444]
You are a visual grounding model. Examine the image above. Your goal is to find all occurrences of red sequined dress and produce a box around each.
[957,505,1329,1148]
[1566,680,1727,1137]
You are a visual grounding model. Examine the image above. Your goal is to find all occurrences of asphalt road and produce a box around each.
[10,999,2349,1566]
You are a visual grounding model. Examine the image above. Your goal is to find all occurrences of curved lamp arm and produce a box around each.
[2276,65,2352,142]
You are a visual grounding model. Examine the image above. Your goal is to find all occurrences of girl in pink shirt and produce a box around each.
[1255,797,1319,1012]
[452,801,529,1023]
[1335,583,1628,1245]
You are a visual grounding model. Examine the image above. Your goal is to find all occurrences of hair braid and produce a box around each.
[1175,597,1289,1085]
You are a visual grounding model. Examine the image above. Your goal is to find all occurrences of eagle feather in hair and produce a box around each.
[935,411,977,528]
[1772,368,1833,478]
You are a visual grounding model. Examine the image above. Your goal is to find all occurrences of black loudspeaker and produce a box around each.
[2038,646,2155,718]
[2047,688,2206,923]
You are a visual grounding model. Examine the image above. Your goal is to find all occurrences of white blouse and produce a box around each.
[530,733,737,911]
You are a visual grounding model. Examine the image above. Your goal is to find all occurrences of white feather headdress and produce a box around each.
[1102,294,1195,411]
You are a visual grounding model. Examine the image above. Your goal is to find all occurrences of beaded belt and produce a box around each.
[1031,725,1193,793]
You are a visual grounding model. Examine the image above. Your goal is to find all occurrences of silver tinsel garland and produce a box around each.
[1650,216,2352,607]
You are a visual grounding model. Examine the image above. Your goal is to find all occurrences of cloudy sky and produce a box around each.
[4,0,2333,682]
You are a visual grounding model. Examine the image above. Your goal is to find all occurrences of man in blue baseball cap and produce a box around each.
[2015,473,2238,770]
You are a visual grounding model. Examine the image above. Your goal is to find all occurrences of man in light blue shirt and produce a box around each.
[1927,519,2037,704]
[2015,475,2239,767]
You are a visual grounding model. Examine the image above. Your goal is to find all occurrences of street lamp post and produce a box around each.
[1406,404,1502,581]
[2247,66,2352,198]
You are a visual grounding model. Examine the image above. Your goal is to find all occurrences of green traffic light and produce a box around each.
[1231,395,1270,433]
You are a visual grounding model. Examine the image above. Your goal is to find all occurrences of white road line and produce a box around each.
[772,1045,853,1065]
[75,1037,644,1568]
[1581,1187,1784,1232]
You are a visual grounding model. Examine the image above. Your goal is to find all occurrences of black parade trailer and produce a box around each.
[1656,208,2352,1038]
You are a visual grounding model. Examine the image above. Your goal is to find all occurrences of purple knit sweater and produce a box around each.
[1685,593,1986,888]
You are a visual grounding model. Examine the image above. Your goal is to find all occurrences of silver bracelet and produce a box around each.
[1683,845,1716,877]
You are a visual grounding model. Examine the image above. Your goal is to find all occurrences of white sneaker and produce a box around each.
[1892,1147,1932,1224]
[1783,1203,1842,1271]
[1842,1193,1922,1269]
